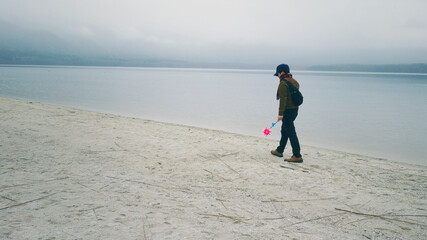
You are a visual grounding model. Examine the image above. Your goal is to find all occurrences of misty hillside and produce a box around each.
[0,19,262,69]
[0,19,72,53]
[0,18,151,65]
[0,19,198,67]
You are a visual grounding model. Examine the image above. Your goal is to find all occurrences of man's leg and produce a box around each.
[285,109,301,158]
[276,123,289,153]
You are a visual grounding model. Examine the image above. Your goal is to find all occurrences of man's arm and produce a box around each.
[278,83,288,121]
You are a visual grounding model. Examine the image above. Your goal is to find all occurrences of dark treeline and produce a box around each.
[308,63,427,73]
[0,49,186,67]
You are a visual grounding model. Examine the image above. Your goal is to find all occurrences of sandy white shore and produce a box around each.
[0,97,426,239]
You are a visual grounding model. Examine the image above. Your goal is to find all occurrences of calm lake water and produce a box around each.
[1,65,426,166]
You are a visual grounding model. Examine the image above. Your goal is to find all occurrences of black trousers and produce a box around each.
[276,108,301,157]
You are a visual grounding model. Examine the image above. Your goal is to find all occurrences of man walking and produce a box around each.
[270,64,303,163]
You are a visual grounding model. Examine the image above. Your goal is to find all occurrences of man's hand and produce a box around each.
[277,115,283,122]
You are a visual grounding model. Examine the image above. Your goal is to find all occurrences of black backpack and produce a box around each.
[283,80,303,106]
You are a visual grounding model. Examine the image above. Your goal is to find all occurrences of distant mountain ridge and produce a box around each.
[308,63,427,73]
[0,19,186,67]
[0,19,72,53]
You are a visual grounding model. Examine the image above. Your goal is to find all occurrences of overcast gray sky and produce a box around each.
[1,0,427,66]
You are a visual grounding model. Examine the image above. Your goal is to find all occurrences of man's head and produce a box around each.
[274,64,290,76]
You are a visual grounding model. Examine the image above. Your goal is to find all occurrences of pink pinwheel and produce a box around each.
[263,128,272,136]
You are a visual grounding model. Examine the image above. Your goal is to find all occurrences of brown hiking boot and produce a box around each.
[271,150,283,157]
[285,156,303,163]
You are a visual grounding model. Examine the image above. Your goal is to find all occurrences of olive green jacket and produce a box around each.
[278,77,300,116]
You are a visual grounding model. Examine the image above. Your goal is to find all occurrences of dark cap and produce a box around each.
[274,64,290,76]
